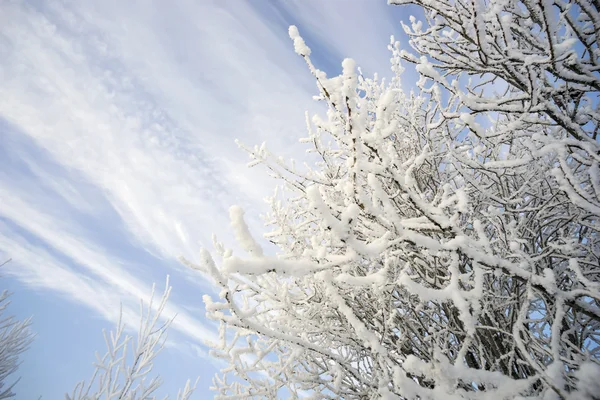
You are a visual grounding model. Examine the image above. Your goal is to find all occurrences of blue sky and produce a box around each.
[0,1,420,397]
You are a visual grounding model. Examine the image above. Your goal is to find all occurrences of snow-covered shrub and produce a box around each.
[186,0,600,398]
[0,287,33,399]
[67,278,197,400]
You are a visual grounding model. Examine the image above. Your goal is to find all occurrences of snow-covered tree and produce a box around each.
[67,278,197,400]
[185,0,600,398]
[0,261,33,400]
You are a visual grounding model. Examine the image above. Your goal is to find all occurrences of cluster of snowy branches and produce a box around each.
[67,278,197,400]
[0,286,32,399]
[184,0,600,398]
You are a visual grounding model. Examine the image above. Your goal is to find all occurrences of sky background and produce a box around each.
[0,1,421,397]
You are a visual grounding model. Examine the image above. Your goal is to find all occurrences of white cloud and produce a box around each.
[0,0,325,362]
[0,181,217,344]
[0,0,318,260]
[0,224,118,321]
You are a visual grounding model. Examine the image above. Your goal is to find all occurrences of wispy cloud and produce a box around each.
[0,0,319,359]
[0,180,216,343]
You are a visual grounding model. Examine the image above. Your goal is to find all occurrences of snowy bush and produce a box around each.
[184,0,600,398]
[67,278,197,400]
[0,287,33,399]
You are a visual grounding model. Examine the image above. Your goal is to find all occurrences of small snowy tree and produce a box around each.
[0,285,33,399]
[67,278,197,400]
[185,0,600,398]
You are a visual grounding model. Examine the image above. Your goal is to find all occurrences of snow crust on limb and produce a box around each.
[229,205,263,257]
[186,1,600,398]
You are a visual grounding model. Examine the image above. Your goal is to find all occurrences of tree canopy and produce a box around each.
[186,0,600,398]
